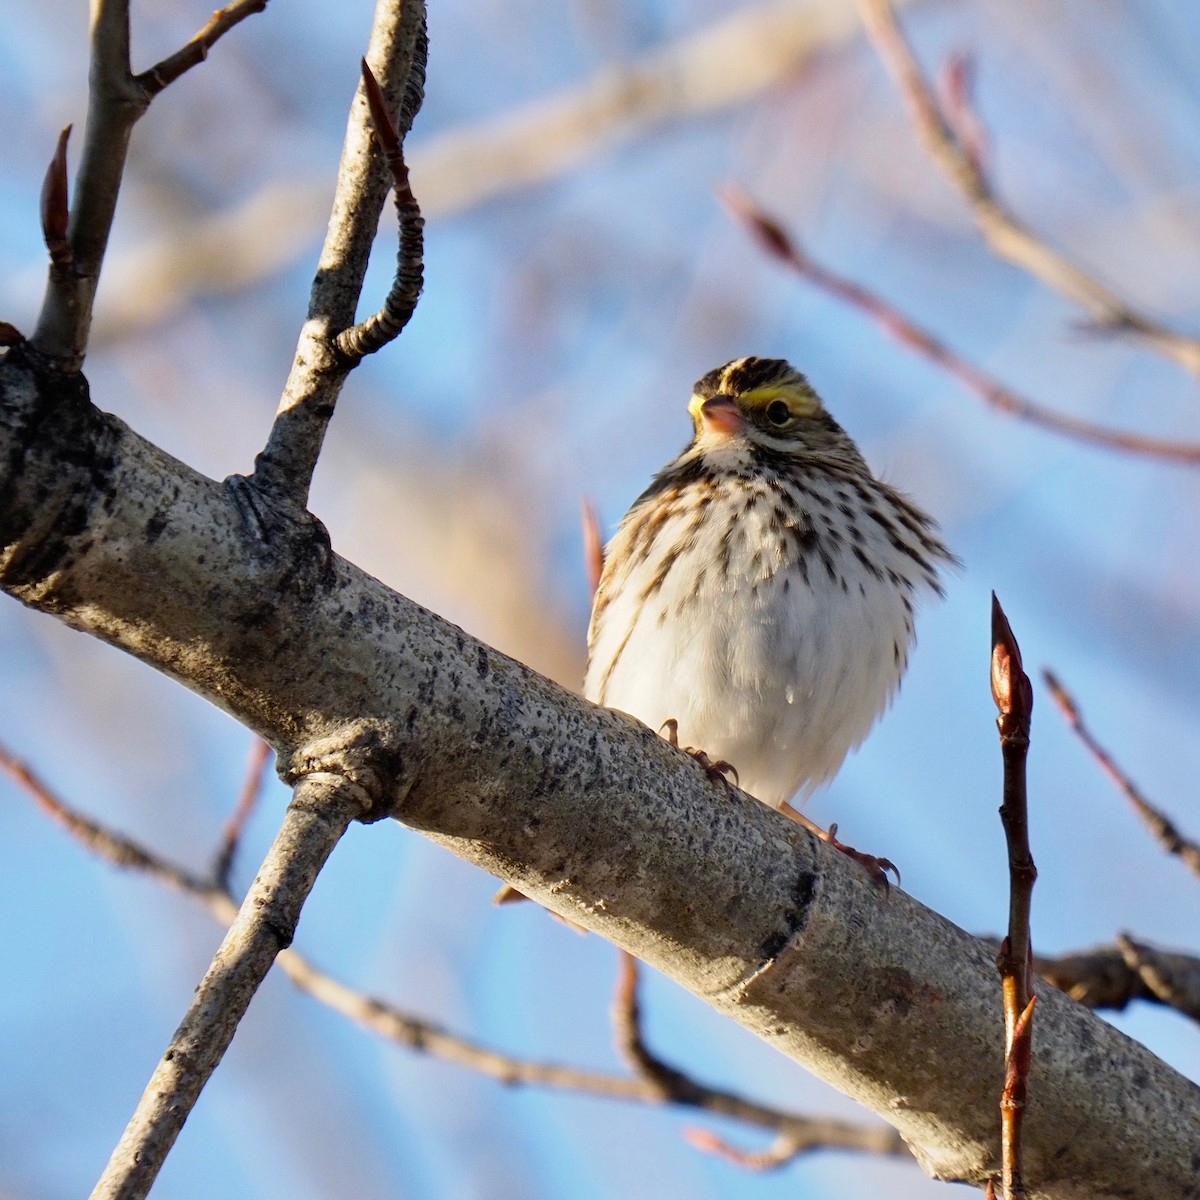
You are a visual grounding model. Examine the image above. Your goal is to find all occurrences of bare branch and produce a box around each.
[88,0,929,346]
[28,0,271,371]
[722,185,1200,466]
[136,0,270,97]
[991,595,1037,1200]
[255,1,427,507]
[91,771,370,1200]
[1042,669,1200,881]
[212,737,274,889]
[609,952,910,1159]
[684,1128,811,1172]
[1116,935,1200,1024]
[332,60,425,364]
[857,0,1200,377]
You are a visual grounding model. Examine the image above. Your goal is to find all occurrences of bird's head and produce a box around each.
[687,356,841,452]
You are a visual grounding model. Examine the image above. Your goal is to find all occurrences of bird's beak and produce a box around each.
[696,395,745,436]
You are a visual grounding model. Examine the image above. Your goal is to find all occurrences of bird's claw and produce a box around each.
[659,719,740,788]
[822,822,900,890]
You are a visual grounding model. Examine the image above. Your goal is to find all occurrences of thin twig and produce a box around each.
[1,744,910,1163]
[683,1128,809,1172]
[1116,935,1200,1024]
[990,594,1036,1200]
[1042,669,1200,881]
[91,772,370,1200]
[29,0,271,370]
[857,0,1200,377]
[212,737,274,889]
[136,0,270,96]
[333,60,424,363]
[610,952,908,1161]
[256,2,427,506]
[721,185,1200,466]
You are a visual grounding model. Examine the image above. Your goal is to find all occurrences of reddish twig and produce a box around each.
[333,60,425,363]
[609,951,908,1161]
[684,1128,807,1172]
[136,0,270,97]
[935,52,987,175]
[721,184,1200,466]
[990,595,1037,1200]
[582,498,604,598]
[211,737,274,889]
[857,0,1200,377]
[1042,669,1200,881]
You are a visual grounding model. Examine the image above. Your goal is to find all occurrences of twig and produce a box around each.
[1116,934,1200,1024]
[29,0,270,371]
[86,0,924,346]
[332,60,425,363]
[990,594,1037,1200]
[610,952,908,1161]
[1042,669,1200,881]
[935,52,986,175]
[721,185,1200,466]
[857,0,1200,377]
[1,745,911,1164]
[683,1128,808,1172]
[211,737,274,889]
[136,0,270,97]
[256,1,427,507]
[91,772,371,1200]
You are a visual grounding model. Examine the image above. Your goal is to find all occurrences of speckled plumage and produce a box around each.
[584,357,953,809]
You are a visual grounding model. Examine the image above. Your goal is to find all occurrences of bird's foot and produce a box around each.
[781,805,899,890]
[659,719,740,788]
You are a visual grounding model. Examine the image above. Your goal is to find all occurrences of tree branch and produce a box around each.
[90,772,371,1200]
[0,740,908,1164]
[1,350,1198,1198]
[28,0,271,370]
[990,596,1036,1200]
[857,0,1200,377]
[721,184,1200,466]
[1043,669,1200,881]
[254,0,427,507]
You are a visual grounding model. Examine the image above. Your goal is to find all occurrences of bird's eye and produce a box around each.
[765,400,791,427]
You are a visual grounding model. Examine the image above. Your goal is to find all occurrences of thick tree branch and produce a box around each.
[0,741,908,1163]
[1,352,1198,1199]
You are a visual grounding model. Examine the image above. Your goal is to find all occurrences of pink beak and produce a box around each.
[699,395,746,436]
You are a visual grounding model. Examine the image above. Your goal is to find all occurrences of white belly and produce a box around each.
[584,476,928,807]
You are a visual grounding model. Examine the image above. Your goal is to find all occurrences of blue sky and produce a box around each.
[2,1,1199,1197]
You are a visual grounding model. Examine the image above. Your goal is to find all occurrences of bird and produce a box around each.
[583,355,954,879]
